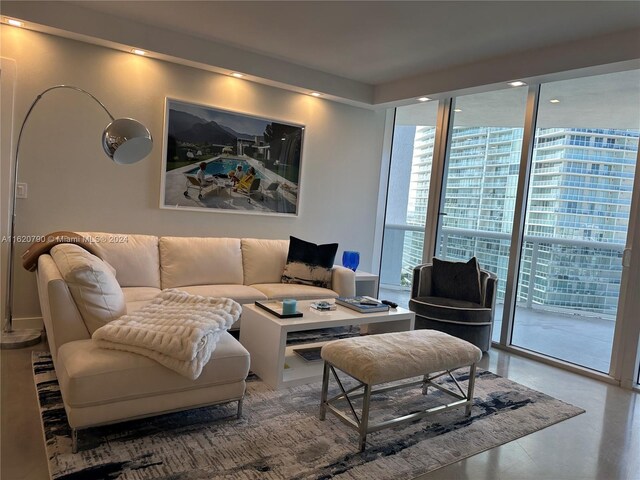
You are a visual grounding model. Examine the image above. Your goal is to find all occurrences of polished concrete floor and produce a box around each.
[380,287,617,373]
[1,340,639,480]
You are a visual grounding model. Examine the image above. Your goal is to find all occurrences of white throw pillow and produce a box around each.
[50,243,126,334]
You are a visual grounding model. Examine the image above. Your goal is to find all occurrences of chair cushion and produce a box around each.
[57,333,249,408]
[409,296,492,325]
[431,257,482,304]
[50,244,126,334]
[241,238,289,285]
[281,236,338,289]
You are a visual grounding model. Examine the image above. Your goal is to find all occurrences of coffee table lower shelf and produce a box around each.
[283,341,326,387]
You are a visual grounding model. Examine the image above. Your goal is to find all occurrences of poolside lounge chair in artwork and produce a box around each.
[235,172,255,191]
[280,182,298,197]
[237,177,262,203]
[262,181,281,201]
[183,174,220,199]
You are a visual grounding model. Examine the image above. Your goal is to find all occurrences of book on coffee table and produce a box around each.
[335,296,389,313]
[255,301,303,318]
[292,346,323,362]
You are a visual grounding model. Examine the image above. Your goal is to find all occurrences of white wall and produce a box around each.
[1,58,17,324]
[0,27,387,319]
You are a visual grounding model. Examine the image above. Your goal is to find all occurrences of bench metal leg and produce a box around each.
[319,361,330,420]
[466,363,477,416]
[237,398,244,419]
[320,362,479,452]
[422,373,430,395]
[359,384,372,452]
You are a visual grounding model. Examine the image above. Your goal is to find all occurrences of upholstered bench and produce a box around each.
[319,330,482,451]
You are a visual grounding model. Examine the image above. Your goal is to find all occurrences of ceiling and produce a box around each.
[71,1,640,85]
[396,69,640,129]
[3,1,640,106]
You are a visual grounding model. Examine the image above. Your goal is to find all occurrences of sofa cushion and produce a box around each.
[241,238,289,285]
[122,287,161,313]
[252,283,338,300]
[160,237,243,288]
[50,244,126,334]
[82,232,161,288]
[122,286,162,303]
[57,333,249,408]
[178,285,268,304]
[431,257,482,304]
[281,236,338,289]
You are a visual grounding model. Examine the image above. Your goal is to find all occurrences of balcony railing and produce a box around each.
[380,223,624,317]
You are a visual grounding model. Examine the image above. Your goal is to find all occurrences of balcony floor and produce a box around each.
[379,286,615,373]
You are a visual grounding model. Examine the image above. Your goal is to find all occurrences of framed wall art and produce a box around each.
[161,98,304,216]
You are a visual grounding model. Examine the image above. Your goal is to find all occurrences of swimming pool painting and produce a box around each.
[160,98,304,216]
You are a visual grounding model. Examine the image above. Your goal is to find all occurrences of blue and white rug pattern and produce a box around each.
[33,352,584,479]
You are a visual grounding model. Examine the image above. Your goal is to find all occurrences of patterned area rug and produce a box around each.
[33,352,584,479]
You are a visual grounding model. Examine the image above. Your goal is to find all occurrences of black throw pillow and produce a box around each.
[281,236,338,289]
[431,257,482,304]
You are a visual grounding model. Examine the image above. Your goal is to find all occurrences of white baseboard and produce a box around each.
[12,316,44,330]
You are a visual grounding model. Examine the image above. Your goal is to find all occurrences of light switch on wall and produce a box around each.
[16,182,28,199]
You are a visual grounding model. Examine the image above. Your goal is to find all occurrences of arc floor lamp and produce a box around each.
[1,85,153,349]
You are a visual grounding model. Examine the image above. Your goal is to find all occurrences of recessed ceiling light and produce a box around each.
[5,18,24,27]
[310,92,322,97]
[549,99,560,104]
[417,97,431,102]
[454,108,462,113]
[508,81,526,87]
[231,72,244,78]
[131,48,147,56]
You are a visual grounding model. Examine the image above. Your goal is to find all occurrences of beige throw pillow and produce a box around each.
[50,243,126,334]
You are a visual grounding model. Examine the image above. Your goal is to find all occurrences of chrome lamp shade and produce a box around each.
[103,117,153,164]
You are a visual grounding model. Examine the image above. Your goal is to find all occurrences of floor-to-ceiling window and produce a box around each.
[511,71,640,373]
[380,68,640,383]
[379,101,438,306]
[435,88,527,342]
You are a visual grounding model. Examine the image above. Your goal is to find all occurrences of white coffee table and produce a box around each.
[239,299,415,389]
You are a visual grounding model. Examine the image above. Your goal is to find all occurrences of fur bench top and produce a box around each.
[321,330,482,385]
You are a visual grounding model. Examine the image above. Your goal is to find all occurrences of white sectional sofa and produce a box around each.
[35,232,356,451]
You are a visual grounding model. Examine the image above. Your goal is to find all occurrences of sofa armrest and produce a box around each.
[411,264,433,298]
[37,255,90,362]
[331,266,356,297]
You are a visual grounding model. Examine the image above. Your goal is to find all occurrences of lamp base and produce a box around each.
[0,329,43,349]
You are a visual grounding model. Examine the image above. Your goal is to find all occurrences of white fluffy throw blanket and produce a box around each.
[92,289,242,379]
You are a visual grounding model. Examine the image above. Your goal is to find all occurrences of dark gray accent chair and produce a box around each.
[409,262,498,352]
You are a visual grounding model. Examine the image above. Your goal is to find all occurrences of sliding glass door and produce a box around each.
[435,87,528,342]
[379,102,438,307]
[511,70,640,372]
